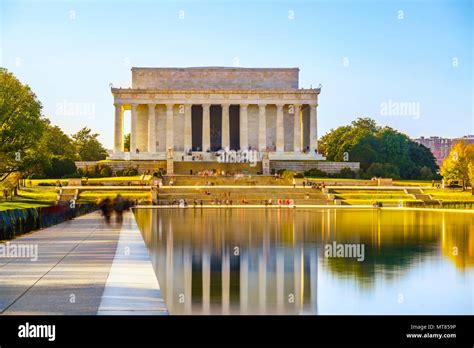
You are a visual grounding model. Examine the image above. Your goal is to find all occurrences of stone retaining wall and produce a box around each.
[77,160,359,175]
[0,203,97,240]
[270,161,360,174]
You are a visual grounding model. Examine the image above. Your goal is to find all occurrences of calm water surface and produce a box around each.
[134,208,474,315]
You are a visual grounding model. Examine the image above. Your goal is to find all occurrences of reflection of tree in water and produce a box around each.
[441,222,474,269]
[323,243,438,287]
[318,209,474,285]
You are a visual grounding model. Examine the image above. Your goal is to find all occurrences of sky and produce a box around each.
[0,0,472,149]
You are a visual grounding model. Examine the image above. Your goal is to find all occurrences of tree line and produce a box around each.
[318,118,438,180]
[0,68,108,180]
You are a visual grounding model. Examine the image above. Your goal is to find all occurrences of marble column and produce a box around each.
[147,103,156,153]
[293,104,301,152]
[202,104,211,152]
[166,103,174,151]
[130,103,138,153]
[239,104,248,151]
[222,248,230,314]
[258,104,267,151]
[240,249,249,314]
[184,104,192,153]
[276,104,284,152]
[202,243,211,314]
[294,244,303,312]
[276,245,284,314]
[184,241,192,313]
[221,104,230,150]
[310,247,318,314]
[114,103,123,153]
[309,103,318,153]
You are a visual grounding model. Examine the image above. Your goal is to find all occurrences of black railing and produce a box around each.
[0,203,97,240]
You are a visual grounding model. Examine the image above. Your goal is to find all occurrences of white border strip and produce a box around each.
[98,212,168,315]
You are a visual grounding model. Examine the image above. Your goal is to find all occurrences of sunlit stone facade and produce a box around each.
[110,67,324,161]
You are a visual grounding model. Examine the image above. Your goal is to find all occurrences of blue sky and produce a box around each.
[1,0,472,149]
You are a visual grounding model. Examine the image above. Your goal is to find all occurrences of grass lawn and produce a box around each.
[28,176,142,187]
[335,193,411,200]
[393,180,433,187]
[77,190,150,203]
[304,177,364,182]
[333,189,412,205]
[344,199,419,206]
[0,185,151,210]
[424,189,474,201]
[0,188,58,211]
[304,177,434,187]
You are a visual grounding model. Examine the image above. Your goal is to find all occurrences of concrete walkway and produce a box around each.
[0,211,167,315]
[98,213,167,315]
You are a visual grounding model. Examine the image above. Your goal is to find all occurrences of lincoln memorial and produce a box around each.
[110,67,324,161]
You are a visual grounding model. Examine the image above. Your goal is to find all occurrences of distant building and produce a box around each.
[414,135,474,167]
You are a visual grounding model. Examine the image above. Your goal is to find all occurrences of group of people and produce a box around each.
[302,181,325,189]
[99,194,133,223]
[155,197,299,207]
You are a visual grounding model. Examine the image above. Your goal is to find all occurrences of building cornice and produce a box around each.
[111,88,320,94]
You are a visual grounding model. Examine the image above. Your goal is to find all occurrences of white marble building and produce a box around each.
[110,67,324,161]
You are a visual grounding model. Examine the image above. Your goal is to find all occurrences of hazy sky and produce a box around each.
[1,0,472,149]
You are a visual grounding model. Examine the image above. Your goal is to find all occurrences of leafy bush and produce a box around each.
[44,158,77,178]
[126,167,138,176]
[281,170,297,180]
[28,173,46,179]
[338,167,357,179]
[304,168,329,177]
[294,172,304,178]
[116,166,138,176]
[419,166,434,180]
[78,163,113,178]
[61,172,82,179]
[38,182,56,186]
[364,163,400,179]
[99,166,113,177]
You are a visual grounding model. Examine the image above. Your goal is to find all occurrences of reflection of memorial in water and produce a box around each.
[135,208,474,315]
[138,209,319,315]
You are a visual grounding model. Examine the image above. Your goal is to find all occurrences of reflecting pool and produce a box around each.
[134,208,474,315]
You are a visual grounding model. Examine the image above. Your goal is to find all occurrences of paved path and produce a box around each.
[98,213,167,315]
[136,205,372,209]
[0,211,167,315]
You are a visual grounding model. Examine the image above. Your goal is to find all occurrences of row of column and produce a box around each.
[114,103,318,154]
[164,236,317,315]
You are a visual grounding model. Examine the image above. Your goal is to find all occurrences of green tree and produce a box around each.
[124,133,130,152]
[349,134,379,171]
[419,166,434,180]
[0,68,45,176]
[44,158,77,178]
[72,127,108,161]
[319,117,380,161]
[469,162,474,194]
[39,120,77,160]
[365,163,400,179]
[318,125,351,161]
[320,118,438,180]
